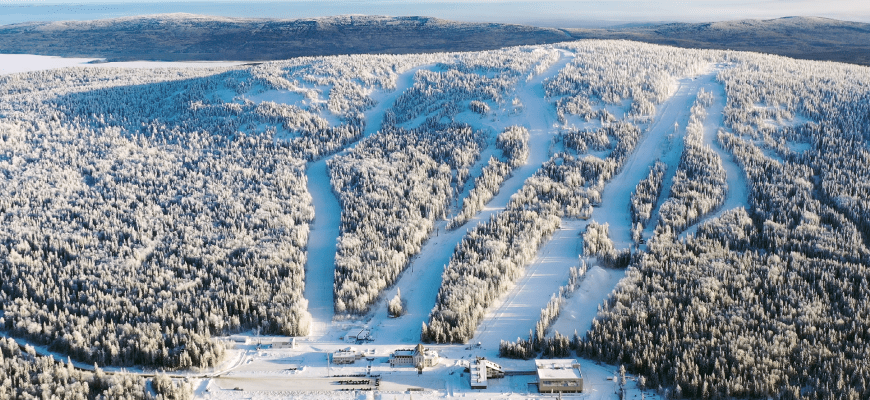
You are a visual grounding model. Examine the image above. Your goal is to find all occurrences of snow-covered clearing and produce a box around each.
[472,219,588,350]
[680,74,750,239]
[597,69,717,250]
[301,63,437,338]
[362,51,576,343]
[0,54,246,75]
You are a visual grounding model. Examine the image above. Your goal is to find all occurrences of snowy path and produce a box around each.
[598,70,718,250]
[365,51,576,343]
[680,75,750,238]
[302,64,435,337]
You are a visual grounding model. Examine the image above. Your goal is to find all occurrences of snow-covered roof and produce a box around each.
[535,359,582,380]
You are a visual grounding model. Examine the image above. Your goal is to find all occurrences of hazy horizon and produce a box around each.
[1,0,868,28]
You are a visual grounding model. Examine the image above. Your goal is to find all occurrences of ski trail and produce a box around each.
[599,70,719,250]
[366,51,576,344]
[302,64,435,338]
[680,70,750,239]
[472,219,589,351]
[303,159,340,335]
[484,67,718,345]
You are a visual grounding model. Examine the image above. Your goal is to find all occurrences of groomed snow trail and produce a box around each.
[303,159,341,335]
[680,73,750,239]
[302,64,434,338]
[366,51,576,343]
[472,219,589,352]
[598,70,719,250]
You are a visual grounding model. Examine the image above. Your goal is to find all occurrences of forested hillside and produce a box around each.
[1,39,869,399]
[580,51,870,399]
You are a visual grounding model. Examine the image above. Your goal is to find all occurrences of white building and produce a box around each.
[390,344,439,369]
[470,358,504,389]
[536,359,583,393]
[332,347,361,364]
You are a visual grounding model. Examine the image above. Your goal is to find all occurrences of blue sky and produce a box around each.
[1,1,868,26]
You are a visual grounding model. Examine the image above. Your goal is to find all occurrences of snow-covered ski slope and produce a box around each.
[303,64,433,336]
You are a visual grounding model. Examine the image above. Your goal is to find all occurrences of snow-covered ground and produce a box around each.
[479,67,719,350]
[304,158,342,335]
[546,263,625,339]
[196,340,659,400]
[0,54,246,75]
[0,52,698,400]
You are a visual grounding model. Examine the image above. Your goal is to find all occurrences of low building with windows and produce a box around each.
[390,344,439,369]
[332,347,361,364]
[470,358,504,389]
[535,359,583,393]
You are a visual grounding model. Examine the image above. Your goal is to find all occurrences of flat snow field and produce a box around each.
[198,341,660,400]
[0,54,247,75]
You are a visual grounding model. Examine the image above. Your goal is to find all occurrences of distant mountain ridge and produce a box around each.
[1,14,869,66]
[567,16,870,66]
[0,14,571,61]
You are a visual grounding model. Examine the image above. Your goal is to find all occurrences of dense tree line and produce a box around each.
[546,41,717,122]
[0,337,152,399]
[0,52,459,372]
[447,156,513,230]
[630,161,667,242]
[151,374,193,400]
[425,121,643,342]
[469,100,490,115]
[449,47,562,79]
[425,40,713,343]
[495,125,530,168]
[389,69,511,124]
[330,119,486,314]
[447,126,529,229]
[250,52,451,159]
[329,47,563,315]
[561,126,613,153]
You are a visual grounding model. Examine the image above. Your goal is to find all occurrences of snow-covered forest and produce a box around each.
[580,52,870,399]
[1,39,870,399]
